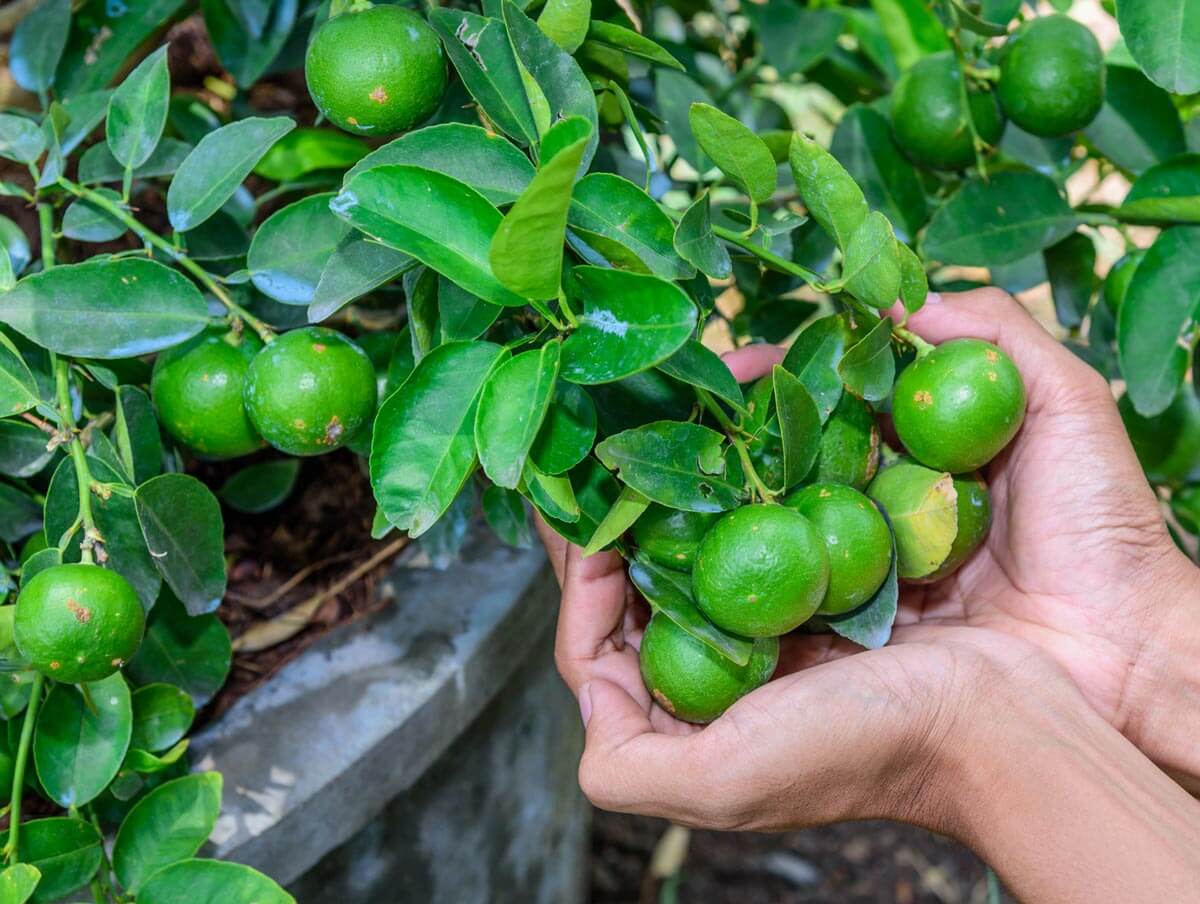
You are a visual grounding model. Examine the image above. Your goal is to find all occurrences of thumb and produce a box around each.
[580,678,653,750]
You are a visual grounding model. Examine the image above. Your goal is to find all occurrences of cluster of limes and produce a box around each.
[635,338,1027,723]
[891,14,1104,170]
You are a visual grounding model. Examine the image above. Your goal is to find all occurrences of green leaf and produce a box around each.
[688,103,777,204]
[831,104,926,243]
[583,485,649,556]
[249,193,348,304]
[476,341,561,488]
[595,421,742,512]
[0,863,41,904]
[438,277,501,342]
[254,127,367,182]
[201,0,297,88]
[126,590,231,707]
[538,0,590,51]
[868,0,951,70]
[0,421,53,479]
[136,859,294,904]
[78,137,192,184]
[121,738,189,775]
[789,132,869,250]
[673,191,731,279]
[372,341,507,535]
[0,215,32,276]
[308,233,413,324]
[55,0,186,96]
[523,461,580,522]
[841,211,901,309]
[1117,153,1200,223]
[135,474,227,615]
[218,459,301,514]
[0,114,46,164]
[106,45,170,170]
[482,485,532,547]
[1118,226,1200,416]
[772,365,821,490]
[429,9,539,146]
[0,258,207,359]
[0,480,43,545]
[585,20,684,70]
[654,70,711,173]
[560,267,697,384]
[34,673,132,808]
[113,773,222,894]
[167,116,295,231]
[343,123,535,206]
[1044,232,1097,329]
[781,314,850,422]
[17,817,101,904]
[58,89,113,156]
[0,332,39,417]
[61,188,128,243]
[825,533,898,649]
[530,381,597,475]
[129,683,194,752]
[839,316,895,401]
[896,242,928,315]
[10,0,71,93]
[114,385,163,485]
[1083,65,1185,176]
[628,557,753,666]
[741,3,844,75]
[569,173,695,280]
[1116,0,1200,94]
[658,340,744,412]
[920,170,1080,266]
[335,165,526,307]
[491,117,592,300]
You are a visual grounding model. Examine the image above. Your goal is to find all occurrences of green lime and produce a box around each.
[914,472,991,584]
[1119,390,1200,487]
[245,327,377,457]
[805,393,880,490]
[997,15,1105,138]
[14,564,145,684]
[305,5,446,137]
[892,339,1026,473]
[784,483,892,615]
[692,504,830,637]
[151,329,264,459]
[639,613,778,723]
[1102,250,1144,315]
[891,52,1005,170]
[631,505,719,571]
[18,531,48,566]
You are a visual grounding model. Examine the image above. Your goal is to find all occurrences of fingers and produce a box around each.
[553,542,630,693]
[722,344,786,383]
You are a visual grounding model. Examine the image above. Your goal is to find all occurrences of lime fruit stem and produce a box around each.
[55,360,99,564]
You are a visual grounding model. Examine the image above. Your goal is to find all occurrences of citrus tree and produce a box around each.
[0,0,1197,898]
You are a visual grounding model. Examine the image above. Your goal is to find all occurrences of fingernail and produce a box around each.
[925,291,942,305]
[578,682,593,728]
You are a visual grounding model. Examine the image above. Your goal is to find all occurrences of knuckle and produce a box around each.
[576,753,615,811]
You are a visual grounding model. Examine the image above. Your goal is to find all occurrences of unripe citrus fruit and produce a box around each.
[891,52,1004,170]
[639,613,778,723]
[632,505,719,571]
[806,394,880,490]
[245,327,376,457]
[892,339,1026,473]
[1102,250,1144,315]
[997,15,1105,138]
[784,483,892,615]
[305,6,446,137]
[1119,390,1200,487]
[14,564,145,684]
[692,504,830,637]
[911,472,991,584]
[151,329,264,459]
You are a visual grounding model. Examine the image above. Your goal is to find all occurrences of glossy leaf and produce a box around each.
[17,817,101,904]
[1083,66,1185,175]
[344,124,535,205]
[137,859,294,904]
[0,333,39,417]
[673,191,731,279]
[476,341,561,488]
[583,485,649,556]
[1044,232,1097,329]
[658,340,744,412]
[482,485,532,548]
[920,171,1080,266]
[842,212,901,309]
[107,45,170,170]
[0,114,46,164]
[772,366,822,491]
[538,0,590,51]
[113,385,163,485]
[10,0,71,93]
[831,104,926,243]
[1118,226,1200,416]
[897,242,928,314]
[789,132,869,250]
[530,382,597,475]
[78,137,192,184]
[595,421,742,512]
[655,70,710,172]
[0,421,53,479]
[135,474,227,615]
[570,174,694,279]
[1117,0,1200,95]
[585,20,683,70]
[742,3,844,75]
[218,459,301,514]
[61,188,128,243]
[0,864,40,904]
[781,314,850,422]
[34,673,132,808]
[202,0,297,88]
[335,165,526,307]
[372,341,507,535]
[523,461,580,522]
[249,193,348,304]
[869,0,951,70]
[839,316,895,401]
[55,0,186,96]
[129,683,195,752]
[1118,153,1200,223]
[561,267,697,384]
[628,557,753,665]
[58,89,112,156]
[167,116,295,231]
[308,233,413,324]
[492,117,592,300]
[126,590,232,706]
[254,127,366,182]
[688,103,777,204]
[113,773,222,894]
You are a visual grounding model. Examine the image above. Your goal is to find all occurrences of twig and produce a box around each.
[224,547,365,608]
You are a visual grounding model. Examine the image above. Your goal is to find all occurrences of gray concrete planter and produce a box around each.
[191,530,588,902]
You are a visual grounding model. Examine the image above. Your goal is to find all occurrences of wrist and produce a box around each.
[1119,548,1200,788]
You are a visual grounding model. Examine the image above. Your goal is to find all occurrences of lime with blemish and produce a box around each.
[632,505,719,571]
[151,329,264,459]
[692,504,829,637]
[912,472,992,584]
[14,564,145,684]
[784,483,892,615]
[892,338,1026,473]
[639,613,779,724]
[245,327,377,457]
[304,5,446,137]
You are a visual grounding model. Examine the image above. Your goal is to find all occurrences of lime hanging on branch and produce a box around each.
[305,4,448,137]
[631,505,719,572]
